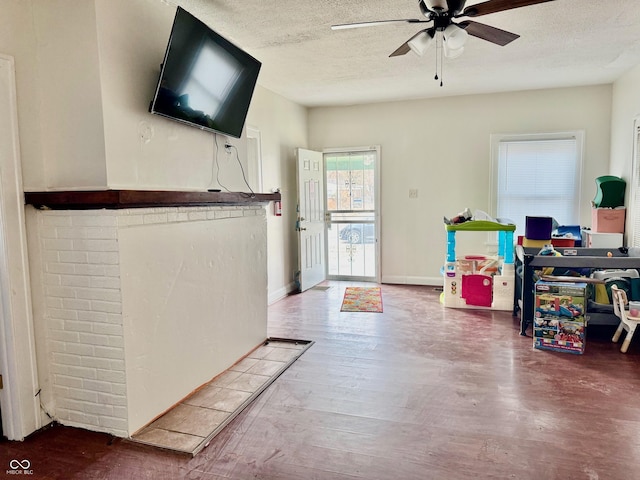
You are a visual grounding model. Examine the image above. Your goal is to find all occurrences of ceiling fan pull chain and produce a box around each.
[434,31,440,81]
[440,34,444,87]
[434,31,439,80]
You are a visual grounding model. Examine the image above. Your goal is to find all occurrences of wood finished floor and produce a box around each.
[2,282,640,479]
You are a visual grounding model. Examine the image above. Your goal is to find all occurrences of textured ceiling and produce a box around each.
[166,0,640,107]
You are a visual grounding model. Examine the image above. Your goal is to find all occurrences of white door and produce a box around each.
[296,148,326,291]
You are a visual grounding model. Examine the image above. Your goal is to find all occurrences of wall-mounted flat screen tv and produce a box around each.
[149,7,261,138]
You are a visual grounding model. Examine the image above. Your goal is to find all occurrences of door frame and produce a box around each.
[323,145,381,283]
[0,54,40,440]
[246,126,263,193]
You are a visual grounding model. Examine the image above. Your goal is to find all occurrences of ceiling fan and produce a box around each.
[332,0,556,59]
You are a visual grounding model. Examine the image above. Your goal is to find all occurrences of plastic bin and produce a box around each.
[526,216,553,240]
[582,229,623,248]
[592,207,625,233]
[592,175,626,208]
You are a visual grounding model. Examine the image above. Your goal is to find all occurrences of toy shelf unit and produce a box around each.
[443,220,516,311]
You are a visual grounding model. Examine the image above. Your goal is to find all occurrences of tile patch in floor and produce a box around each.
[130,338,313,456]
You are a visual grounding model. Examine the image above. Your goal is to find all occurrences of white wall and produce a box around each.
[93,0,252,192]
[246,86,309,303]
[30,0,108,189]
[0,0,45,189]
[610,64,640,243]
[309,85,613,284]
[2,0,252,192]
[610,66,640,177]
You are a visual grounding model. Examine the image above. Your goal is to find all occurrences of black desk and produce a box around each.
[516,246,640,335]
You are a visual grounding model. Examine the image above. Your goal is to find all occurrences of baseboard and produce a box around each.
[268,282,297,305]
[381,275,443,286]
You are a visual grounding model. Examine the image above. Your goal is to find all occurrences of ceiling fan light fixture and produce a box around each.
[444,43,465,59]
[443,23,469,50]
[423,0,448,13]
[408,31,433,57]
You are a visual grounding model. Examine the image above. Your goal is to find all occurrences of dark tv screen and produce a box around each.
[149,7,261,138]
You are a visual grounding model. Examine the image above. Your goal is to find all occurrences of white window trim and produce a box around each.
[489,131,585,231]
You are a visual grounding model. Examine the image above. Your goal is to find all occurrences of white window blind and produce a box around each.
[631,121,640,247]
[493,133,582,238]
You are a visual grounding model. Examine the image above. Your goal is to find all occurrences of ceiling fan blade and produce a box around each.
[457,20,519,46]
[460,0,555,17]
[331,19,430,30]
[389,42,413,57]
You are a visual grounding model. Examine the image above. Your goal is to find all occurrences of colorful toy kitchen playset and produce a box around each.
[443,211,516,311]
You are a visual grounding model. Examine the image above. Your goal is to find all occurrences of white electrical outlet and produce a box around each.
[409,189,418,199]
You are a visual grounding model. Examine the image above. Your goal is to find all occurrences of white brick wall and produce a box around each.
[35,205,266,437]
[38,210,127,436]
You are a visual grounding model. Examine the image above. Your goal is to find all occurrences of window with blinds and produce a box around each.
[491,132,583,238]
[631,120,640,247]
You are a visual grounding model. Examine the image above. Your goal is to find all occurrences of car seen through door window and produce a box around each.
[339,223,375,244]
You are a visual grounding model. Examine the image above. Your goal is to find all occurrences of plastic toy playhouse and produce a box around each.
[443,220,516,311]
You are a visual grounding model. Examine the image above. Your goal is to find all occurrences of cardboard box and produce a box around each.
[591,207,625,233]
[534,281,587,354]
[522,237,550,248]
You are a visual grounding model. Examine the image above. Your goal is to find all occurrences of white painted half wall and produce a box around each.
[26,205,268,437]
[119,211,268,434]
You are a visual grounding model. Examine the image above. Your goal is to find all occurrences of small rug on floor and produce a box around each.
[340,287,383,313]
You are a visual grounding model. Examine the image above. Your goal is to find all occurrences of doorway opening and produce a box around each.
[325,147,380,282]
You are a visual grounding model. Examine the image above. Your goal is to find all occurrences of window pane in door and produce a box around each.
[327,213,376,277]
[326,152,376,211]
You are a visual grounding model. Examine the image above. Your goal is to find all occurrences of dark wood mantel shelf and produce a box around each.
[24,190,280,210]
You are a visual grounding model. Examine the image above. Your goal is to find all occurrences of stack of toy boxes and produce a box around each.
[534,280,587,354]
[522,216,553,248]
[590,175,625,246]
